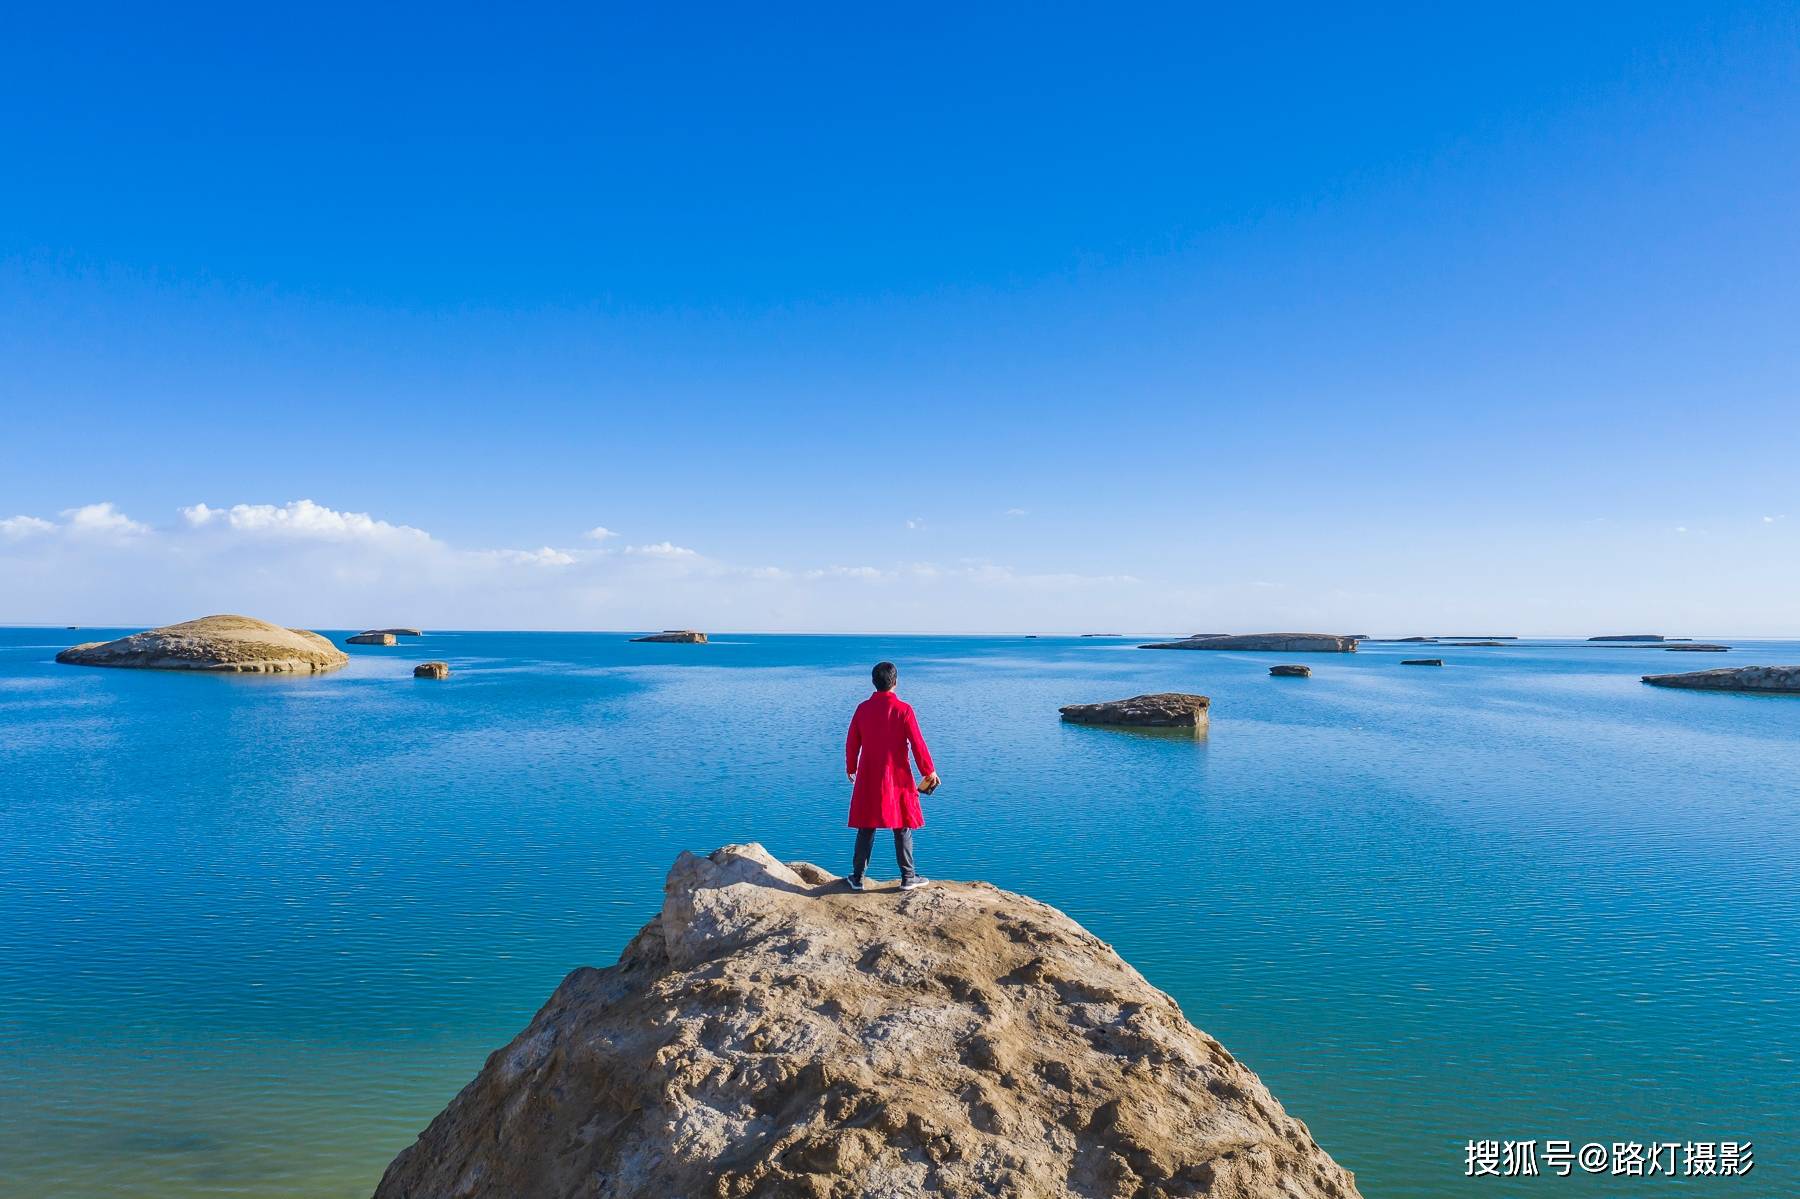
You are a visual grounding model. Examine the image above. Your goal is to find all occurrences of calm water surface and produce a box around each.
[2,630,1796,1196]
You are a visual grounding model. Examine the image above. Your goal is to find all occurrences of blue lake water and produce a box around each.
[1,629,1795,1197]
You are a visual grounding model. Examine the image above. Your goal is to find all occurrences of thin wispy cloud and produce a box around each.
[584,526,618,541]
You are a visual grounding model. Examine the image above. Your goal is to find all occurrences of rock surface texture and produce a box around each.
[631,630,708,643]
[1058,693,1211,729]
[414,661,451,679]
[374,844,1360,1199]
[1642,665,1800,693]
[348,632,398,646]
[1269,665,1311,678]
[55,615,348,674]
[1140,634,1358,653]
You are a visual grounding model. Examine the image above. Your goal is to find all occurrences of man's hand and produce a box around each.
[919,772,941,795]
[847,771,856,784]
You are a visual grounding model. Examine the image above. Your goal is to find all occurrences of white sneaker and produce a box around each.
[845,876,864,892]
[900,876,929,891]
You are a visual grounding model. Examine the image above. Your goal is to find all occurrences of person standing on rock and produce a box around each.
[845,661,940,891]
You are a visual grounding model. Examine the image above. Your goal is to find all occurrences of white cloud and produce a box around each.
[62,502,150,536]
[1674,526,1689,534]
[1764,515,1785,524]
[1005,508,1028,518]
[486,546,576,567]
[804,565,891,581]
[585,526,618,541]
[905,518,924,530]
[625,541,697,558]
[180,498,430,543]
[0,514,55,539]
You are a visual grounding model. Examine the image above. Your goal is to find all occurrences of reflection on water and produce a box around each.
[2,630,1797,1197]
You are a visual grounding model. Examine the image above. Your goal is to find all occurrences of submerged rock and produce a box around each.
[631,630,708,643]
[54,615,347,674]
[1059,692,1210,729]
[374,844,1360,1199]
[1140,633,1358,653]
[1642,665,1800,693]
[347,632,398,646]
[1270,664,1312,677]
[413,661,450,680]
[364,627,424,637]
[1663,644,1729,652]
[1400,658,1444,667]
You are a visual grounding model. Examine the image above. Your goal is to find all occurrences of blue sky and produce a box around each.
[3,4,1797,632]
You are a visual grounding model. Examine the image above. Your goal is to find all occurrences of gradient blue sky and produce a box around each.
[3,4,1797,632]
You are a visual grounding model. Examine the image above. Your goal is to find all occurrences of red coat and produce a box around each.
[845,690,935,829]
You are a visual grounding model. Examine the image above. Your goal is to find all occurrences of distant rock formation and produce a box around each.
[1444,636,1517,640]
[1270,664,1312,677]
[413,661,450,679]
[373,844,1360,1199]
[1642,665,1800,692]
[1079,632,1123,638]
[1401,658,1444,666]
[1589,634,1665,642]
[347,633,397,646]
[364,627,424,637]
[1442,641,1507,647]
[1059,692,1210,729]
[1664,644,1729,652]
[54,615,347,674]
[1140,633,1358,653]
[631,630,708,644]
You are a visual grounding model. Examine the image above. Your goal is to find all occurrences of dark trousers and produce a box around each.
[852,827,915,882]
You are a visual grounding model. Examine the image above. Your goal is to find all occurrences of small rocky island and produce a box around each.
[1642,665,1800,693]
[374,844,1360,1199]
[55,614,347,674]
[1140,633,1359,653]
[1059,692,1210,729]
[1589,634,1665,642]
[631,629,708,643]
[1270,664,1312,677]
[347,632,397,646]
[413,661,450,680]
[363,627,424,637]
[1401,658,1444,666]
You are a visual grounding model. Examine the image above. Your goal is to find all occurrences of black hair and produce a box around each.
[872,661,898,691]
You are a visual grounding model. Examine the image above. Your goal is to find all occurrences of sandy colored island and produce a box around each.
[374,844,1359,1199]
[55,614,348,674]
[1140,633,1359,653]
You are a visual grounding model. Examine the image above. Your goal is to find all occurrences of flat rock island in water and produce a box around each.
[1139,633,1359,653]
[374,844,1359,1199]
[1059,692,1211,729]
[1642,665,1800,693]
[55,614,348,674]
[631,629,708,643]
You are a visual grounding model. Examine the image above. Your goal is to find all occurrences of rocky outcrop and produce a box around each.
[1642,665,1800,693]
[374,844,1360,1199]
[1664,644,1728,652]
[54,615,347,674]
[413,661,450,680]
[1589,634,1664,642]
[1059,693,1210,729]
[631,630,708,644]
[1269,665,1311,677]
[365,627,424,637]
[1442,641,1507,647]
[1140,634,1358,653]
[348,632,398,646]
[1400,659,1444,667]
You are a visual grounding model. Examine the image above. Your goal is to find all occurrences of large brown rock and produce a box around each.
[631,630,708,643]
[413,661,451,680]
[54,615,347,674]
[374,844,1359,1199]
[1140,633,1358,653]
[347,632,398,646]
[1059,693,1211,729]
[1270,665,1311,677]
[1642,665,1800,692]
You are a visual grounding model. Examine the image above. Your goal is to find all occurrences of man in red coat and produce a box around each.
[845,660,940,891]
